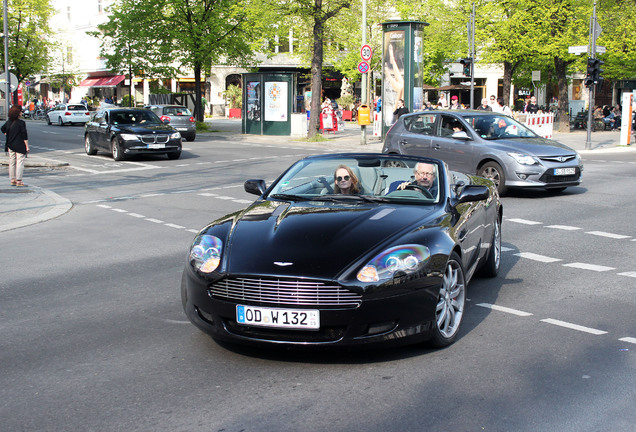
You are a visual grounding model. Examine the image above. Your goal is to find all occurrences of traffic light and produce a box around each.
[460,58,472,77]
[584,57,604,87]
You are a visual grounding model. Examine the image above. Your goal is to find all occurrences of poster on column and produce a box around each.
[383,29,405,127]
[264,81,288,122]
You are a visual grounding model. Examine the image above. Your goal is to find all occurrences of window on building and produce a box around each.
[67,6,71,21]
[98,0,103,13]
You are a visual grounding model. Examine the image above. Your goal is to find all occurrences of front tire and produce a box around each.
[85,135,97,155]
[429,252,466,348]
[46,115,52,125]
[479,161,507,195]
[111,138,124,161]
[479,216,501,277]
[58,117,64,126]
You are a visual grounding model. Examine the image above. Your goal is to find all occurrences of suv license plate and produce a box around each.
[236,305,320,329]
[554,168,575,176]
[147,144,165,149]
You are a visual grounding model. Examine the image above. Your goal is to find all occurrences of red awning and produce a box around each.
[79,75,125,88]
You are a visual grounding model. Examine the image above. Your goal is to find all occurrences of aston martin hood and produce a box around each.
[222,200,437,278]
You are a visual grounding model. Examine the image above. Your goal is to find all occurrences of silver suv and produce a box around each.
[146,105,196,141]
[382,110,583,195]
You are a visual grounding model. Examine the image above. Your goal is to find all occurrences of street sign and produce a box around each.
[0,72,19,92]
[357,61,370,74]
[360,44,372,62]
[568,45,588,55]
[596,45,606,54]
[532,71,541,81]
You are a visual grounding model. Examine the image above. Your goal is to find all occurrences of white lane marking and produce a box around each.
[215,196,235,200]
[619,337,636,344]
[617,271,636,278]
[562,262,615,272]
[70,166,102,174]
[186,229,199,234]
[501,246,515,252]
[96,204,111,209]
[146,218,164,224]
[171,189,198,194]
[128,213,145,218]
[540,318,607,335]
[545,225,581,231]
[514,252,562,263]
[163,319,191,324]
[165,223,185,229]
[111,208,128,213]
[586,231,631,239]
[198,193,217,197]
[477,303,533,317]
[234,199,253,204]
[140,193,165,198]
[507,218,542,225]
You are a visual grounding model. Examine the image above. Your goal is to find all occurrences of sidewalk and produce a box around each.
[0,118,633,233]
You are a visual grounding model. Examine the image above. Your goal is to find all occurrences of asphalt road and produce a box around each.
[1,121,635,432]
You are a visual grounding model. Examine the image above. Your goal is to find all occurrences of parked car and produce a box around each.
[145,104,196,141]
[84,108,182,161]
[181,153,502,350]
[382,110,583,195]
[46,103,91,126]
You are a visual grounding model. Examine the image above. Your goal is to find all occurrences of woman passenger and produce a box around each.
[334,165,360,195]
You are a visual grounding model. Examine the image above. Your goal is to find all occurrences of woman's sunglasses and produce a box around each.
[336,175,350,182]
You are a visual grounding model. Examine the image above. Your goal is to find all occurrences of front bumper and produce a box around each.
[505,163,583,189]
[181,268,441,349]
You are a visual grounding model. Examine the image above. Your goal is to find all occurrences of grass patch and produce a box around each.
[196,121,211,132]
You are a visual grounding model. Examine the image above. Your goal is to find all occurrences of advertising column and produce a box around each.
[382,26,406,130]
[620,92,633,146]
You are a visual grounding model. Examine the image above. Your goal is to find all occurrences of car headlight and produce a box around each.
[120,133,138,141]
[357,244,430,282]
[170,131,182,139]
[189,235,223,273]
[508,152,539,165]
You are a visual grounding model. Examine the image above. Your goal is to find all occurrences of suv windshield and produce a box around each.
[464,114,538,140]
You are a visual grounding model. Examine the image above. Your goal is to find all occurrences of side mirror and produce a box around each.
[244,179,267,196]
[456,185,489,204]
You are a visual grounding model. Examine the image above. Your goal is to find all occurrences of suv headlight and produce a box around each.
[170,131,182,139]
[357,245,430,282]
[508,152,539,165]
[189,235,223,273]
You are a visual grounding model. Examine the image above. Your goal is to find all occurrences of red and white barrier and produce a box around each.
[524,113,554,139]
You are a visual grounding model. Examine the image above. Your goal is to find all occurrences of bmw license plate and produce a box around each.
[147,143,165,149]
[554,167,576,176]
[236,305,320,329]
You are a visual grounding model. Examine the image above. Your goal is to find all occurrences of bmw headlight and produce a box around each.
[508,152,539,165]
[170,131,182,140]
[120,133,138,141]
[357,245,430,283]
[189,234,223,273]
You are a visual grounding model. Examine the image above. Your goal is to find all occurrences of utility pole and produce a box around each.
[585,2,600,150]
[469,2,475,109]
[360,0,367,145]
[3,0,10,116]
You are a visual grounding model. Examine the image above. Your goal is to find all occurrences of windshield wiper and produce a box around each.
[309,194,389,203]
[269,193,310,202]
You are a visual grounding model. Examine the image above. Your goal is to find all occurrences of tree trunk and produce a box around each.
[307,4,324,139]
[502,61,512,108]
[194,63,204,122]
[554,57,570,132]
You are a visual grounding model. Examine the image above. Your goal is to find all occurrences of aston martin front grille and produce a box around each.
[209,277,361,308]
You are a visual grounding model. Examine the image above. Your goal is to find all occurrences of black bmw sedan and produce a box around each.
[84,108,182,160]
[181,153,502,350]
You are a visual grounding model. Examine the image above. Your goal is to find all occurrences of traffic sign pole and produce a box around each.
[360,0,368,145]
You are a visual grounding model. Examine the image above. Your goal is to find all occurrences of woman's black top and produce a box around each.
[2,119,28,154]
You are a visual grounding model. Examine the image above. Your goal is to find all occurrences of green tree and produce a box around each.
[0,0,54,83]
[95,0,264,120]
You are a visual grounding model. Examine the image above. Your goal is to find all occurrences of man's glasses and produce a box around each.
[336,175,351,182]
[416,171,434,177]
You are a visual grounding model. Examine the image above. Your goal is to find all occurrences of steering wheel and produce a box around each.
[403,184,433,198]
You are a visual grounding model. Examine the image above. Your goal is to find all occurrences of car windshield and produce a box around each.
[164,106,192,116]
[267,156,442,204]
[464,114,538,140]
[112,110,161,125]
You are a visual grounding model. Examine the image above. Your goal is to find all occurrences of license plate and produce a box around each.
[177,127,188,131]
[554,167,576,176]
[147,144,165,149]
[236,305,320,329]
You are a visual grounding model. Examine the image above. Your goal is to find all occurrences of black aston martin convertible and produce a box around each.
[181,153,502,349]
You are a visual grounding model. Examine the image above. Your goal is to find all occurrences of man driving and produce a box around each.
[397,162,437,195]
